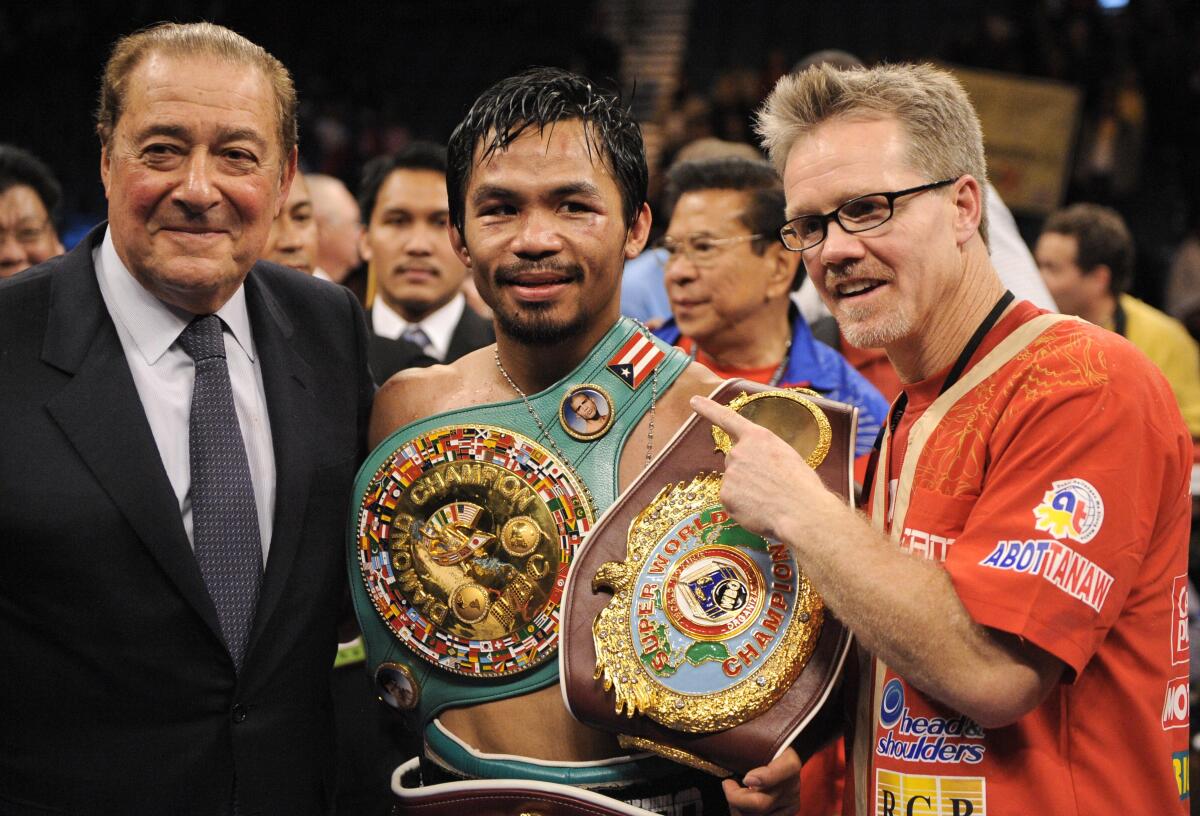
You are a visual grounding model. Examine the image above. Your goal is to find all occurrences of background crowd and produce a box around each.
[3,0,1197,309]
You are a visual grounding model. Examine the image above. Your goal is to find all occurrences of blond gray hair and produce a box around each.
[96,22,297,160]
[755,63,989,242]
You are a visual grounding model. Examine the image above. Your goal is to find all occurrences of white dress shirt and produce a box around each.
[94,228,277,559]
[371,293,465,362]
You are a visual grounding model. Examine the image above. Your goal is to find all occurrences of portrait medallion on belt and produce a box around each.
[711,388,832,467]
[559,384,615,441]
[375,662,420,711]
[355,425,595,677]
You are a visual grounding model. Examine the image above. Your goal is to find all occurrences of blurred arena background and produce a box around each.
[1,0,1196,309]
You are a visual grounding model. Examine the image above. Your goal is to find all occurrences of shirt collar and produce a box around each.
[94,226,257,364]
[372,293,465,361]
[784,307,837,391]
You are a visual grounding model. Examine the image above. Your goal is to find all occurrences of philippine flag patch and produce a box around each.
[607,332,665,389]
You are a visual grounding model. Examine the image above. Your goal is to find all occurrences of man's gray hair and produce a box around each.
[96,22,298,161]
[755,63,989,242]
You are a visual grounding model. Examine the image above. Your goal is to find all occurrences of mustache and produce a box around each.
[824,259,895,282]
[493,261,583,286]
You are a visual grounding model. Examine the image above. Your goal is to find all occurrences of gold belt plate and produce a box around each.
[356,425,595,677]
[591,473,824,733]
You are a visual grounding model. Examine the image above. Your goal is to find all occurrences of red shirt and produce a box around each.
[840,335,902,403]
[677,336,810,388]
[855,302,1192,815]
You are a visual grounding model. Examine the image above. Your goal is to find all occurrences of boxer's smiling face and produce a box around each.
[451,119,650,346]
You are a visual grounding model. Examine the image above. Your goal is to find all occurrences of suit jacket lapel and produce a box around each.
[446,307,493,362]
[243,268,316,652]
[42,227,225,645]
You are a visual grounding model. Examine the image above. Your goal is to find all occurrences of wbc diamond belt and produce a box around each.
[347,317,694,791]
[356,423,591,678]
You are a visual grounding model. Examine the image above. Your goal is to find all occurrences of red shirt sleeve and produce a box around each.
[944,346,1189,676]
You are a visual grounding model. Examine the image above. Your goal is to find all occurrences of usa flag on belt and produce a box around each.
[607,332,665,389]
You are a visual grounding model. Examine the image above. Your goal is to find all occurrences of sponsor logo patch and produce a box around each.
[1162,676,1189,730]
[1171,574,1189,666]
[1173,750,1191,800]
[978,539,1114,612]
[1032,478,1103,544]
[875,769,986,816]
[876,678,986,765]
[900,528,955,563]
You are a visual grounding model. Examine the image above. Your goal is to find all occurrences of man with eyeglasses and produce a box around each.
[0,144,65,278]
[654,156,887,480]
[693,63,1190,815]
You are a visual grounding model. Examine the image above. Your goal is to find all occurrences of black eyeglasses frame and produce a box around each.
[779,177,959,252]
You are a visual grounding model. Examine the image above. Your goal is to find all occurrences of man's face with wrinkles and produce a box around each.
[100,51,294,312]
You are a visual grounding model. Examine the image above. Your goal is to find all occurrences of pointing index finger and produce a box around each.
[690,395,758,442]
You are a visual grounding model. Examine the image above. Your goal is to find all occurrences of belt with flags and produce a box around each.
[346,317,690,781]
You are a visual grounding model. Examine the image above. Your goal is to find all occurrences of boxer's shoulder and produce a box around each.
[653,359,724,432]
[369,345,502,446]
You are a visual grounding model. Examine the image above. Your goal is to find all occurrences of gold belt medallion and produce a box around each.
[356,425,595,677]
[591,390,831,732]
[591,474,824,732]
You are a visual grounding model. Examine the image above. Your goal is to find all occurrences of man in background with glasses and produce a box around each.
[694,63,1190,815]
[654,155,887,480]
[0,143,64,278]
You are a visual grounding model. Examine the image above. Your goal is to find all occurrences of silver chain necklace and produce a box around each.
[493,332,659,478]
[768,335,793,387]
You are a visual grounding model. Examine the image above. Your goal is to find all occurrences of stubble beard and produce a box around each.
[495,301,591,345]
[837,299,914,349]
[823,261,912,349]
[491,260,592,346]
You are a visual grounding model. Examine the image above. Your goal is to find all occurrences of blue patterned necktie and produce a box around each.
[402,325,433,357]
[177,314,263,675]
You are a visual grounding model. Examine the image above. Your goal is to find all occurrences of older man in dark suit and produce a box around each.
[0,22,372,815]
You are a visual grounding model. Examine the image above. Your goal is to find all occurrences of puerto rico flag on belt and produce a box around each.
[607,332,665,389]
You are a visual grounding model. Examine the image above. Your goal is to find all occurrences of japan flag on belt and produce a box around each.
[607,332,665,389]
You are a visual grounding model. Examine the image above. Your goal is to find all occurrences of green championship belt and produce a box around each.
[347,318,690,741]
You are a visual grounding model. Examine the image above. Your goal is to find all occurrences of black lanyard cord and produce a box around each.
[938,289,1015,400]
[863,289,1015,495]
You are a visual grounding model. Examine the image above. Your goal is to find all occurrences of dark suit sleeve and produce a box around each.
[338,287,376,643]
[444,305,496,363]
[367,334,438,386]
[342,286,377,460]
